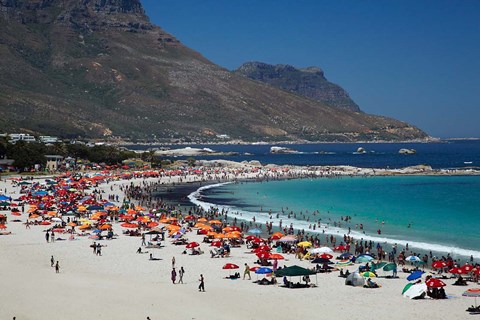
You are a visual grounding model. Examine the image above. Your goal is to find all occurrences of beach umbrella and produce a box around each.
[370,262,387,271]
[319,253,333,260]
[361,271,376,278]
[383,263,397,272]
[0,224,7,229]
[256,251,270,260]
[51,217,62,222]
[402,283,414,295]
[356,254,374,263]
[222,263,239,270]
[407,270,424,281]
[255,267,273,274]
[210,241,222,247]
[268,253,284,260]
[449,267,467,275]
[278,235,297,243]
[461,264,475,274]
[99,224,112,230]
[426,278,446,288]
[334,245,347,251]
[297,241,312,247]
[186,242,200,249]
[248,228,262,235]
[432,261,447,269]
[463,288,480,307]
[405,256,421,262]
[0,195,11,201]
[339,252,353,260]
[336,260,353,267]
[310,247,333,254]
[197,218,208,223]
[258,245,271,252]
[403,283,427,299]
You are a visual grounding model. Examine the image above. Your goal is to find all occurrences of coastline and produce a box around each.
[0,165,478,320]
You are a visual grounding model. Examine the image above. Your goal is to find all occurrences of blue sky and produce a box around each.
[141,0,480,138]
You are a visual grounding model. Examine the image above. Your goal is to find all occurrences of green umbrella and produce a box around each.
[361,271,376,278]
[383,263,397,272]
[371,262,387,270]
[402,283,414,295]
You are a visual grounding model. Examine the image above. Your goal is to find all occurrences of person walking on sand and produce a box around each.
[55,261,60,273]
[45,231,50,243]
[50,255,55,267]
[172,256,176,268]
[243,263,251,280]
[198,274,205,292]
[141,233,146,246]
[179,267,185,284]
[171,267,177,284]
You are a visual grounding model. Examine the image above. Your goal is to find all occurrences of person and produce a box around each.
[243,263,251,280]
[179,267,185,284]
[45,232,50,243]
[96,244,102,256]
[92,242,97,254]
[172,256,176,268]
[137,247,142,254]
[171,268,177,284]
[198,274,205,292]
[141,233,146,246]
[50,255,55,267]
[55,261,60,273]
[51,230,55,242]
[273,259,278,272]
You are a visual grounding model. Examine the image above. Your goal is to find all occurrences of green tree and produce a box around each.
[6,141,47,171]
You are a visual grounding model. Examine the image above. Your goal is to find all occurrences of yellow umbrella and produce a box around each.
[297,241,312,247]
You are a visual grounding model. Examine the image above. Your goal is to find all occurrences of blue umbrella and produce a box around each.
[255,267,273,274]
[33,190,48,196]
[248,228,262,235]
[0,195,11,201]
[356,254,374,263]
[407,270,424,281]
[92,229,102,234]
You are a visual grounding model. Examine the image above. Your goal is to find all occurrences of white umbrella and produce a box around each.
[52,217,63,222]
[310,247,334,254]
[403,283,427,299]
[405,256,421,262]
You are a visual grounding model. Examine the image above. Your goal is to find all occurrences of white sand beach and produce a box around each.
[0,167,477,320]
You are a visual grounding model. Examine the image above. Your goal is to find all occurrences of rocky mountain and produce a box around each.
[0,0,428,142]
[236,62,361,112]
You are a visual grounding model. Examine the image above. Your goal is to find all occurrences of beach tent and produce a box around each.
[275,265,316,277]
[345,272,365,287]
[275,265,317,286]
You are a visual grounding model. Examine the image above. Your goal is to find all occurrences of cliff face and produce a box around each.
[236,62,361,112]
[0,0,429,142]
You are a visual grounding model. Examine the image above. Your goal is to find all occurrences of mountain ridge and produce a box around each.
[0,0,429,142]
[235,61,361,112]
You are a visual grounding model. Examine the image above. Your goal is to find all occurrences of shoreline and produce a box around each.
[0,165,478,319]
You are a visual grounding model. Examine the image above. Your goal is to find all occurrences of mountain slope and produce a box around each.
[0,0,428,142]
[236,62,361,112]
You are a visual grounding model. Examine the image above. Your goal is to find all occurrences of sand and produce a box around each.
[0,168,477,320]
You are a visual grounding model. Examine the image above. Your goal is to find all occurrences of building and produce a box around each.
[45,155,63,171]
[39,136,60,144]
[9,133,36,143]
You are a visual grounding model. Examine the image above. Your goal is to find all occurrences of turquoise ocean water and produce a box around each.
[189,176,480,259]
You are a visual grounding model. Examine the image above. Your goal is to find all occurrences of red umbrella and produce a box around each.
[319,253,333,260]
[432,261,447,269]
[426,278,446,288]
[268,253,285,260]
[0,224,7,229]
[449,267,467,275]
[256,251,270,259]
[258,245,271,252]
[186,242,200,249]
[210,241,223,247]
[249,266,261,272]
[334,245,347,251]
[222,263,239,270]
[184,215,196,221]
[461,264,475,273]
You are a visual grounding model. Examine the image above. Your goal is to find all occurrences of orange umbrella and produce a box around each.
[225,232,241,239]
[79,224,91,230]
[268,253,285,260]
[209,220,222,225]
[29,214,40,219]
[127,208,137,215]
[67,222,77,227]
[147,221,159,228]
[99,224,112,230]
[223,226,233,233]
[198,218,208,223]
[11,212,21,216]
[135,206,146,211]
[0,224,7,229]
[194,222,206,228]
[206,231,217,237]
[121,222,139,229]
[47,211,57,217]
[214,233,225,239]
